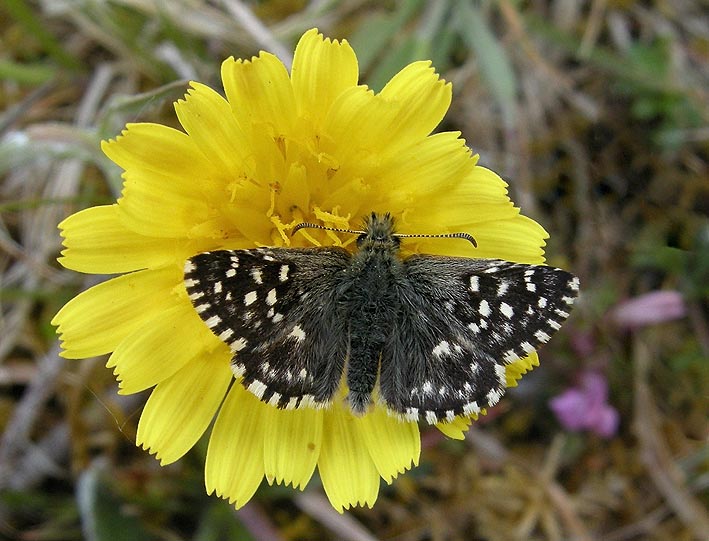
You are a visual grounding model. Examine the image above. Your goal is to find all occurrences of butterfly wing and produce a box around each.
[184,247,351,409]
[380,256,579,424]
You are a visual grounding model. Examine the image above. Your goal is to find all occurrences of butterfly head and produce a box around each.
[357,212,400,252]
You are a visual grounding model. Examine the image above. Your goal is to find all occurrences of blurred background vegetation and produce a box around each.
[1,1,707,540]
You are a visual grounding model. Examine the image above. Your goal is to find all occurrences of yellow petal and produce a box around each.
[401,168,515,229]
[472,214,548,263]
[378,61,452,151]
[108,300,224,395]
[102,124,216,238]
[398,167,548,262]
[221,52,296,138]
[102,123,220,191]
[318,405,380,512]
[505,352,540,387]
[358,407,420,483]
[262,405,323,489]
[174,82,253,178]
[322,85,400,166]
[206,384,265,508]
[374,132,476,210]
[435,416,473,440]
[52,267,179,358]
[58,205,182,273]
[291,28,359,129]
[118,177,225,240]
[136,350,232,464]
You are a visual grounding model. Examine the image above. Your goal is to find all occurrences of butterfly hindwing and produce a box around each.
[185,247,351,409]
[379,256,579,423]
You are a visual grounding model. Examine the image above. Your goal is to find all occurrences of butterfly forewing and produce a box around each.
[184,247,351,408]
[379,256,579,423]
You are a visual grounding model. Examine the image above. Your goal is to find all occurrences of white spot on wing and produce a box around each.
[479,300,491,317]
[463,401,480,415]
[218,328,234,341]
[248,379,267,399]
[497,281,509,296]
[432,340,451,357]
[500,302,514,318]
[289,325,306,341]
[520,341,535,354]
[495,363,506,383]
[231,363,245,377]
[535,330,551,342]
[226,268,236,278]
[266,288,277,306]
[279,265,290,282]
[425,411,439,424]
[503,350,517,363]
[250,268,263,284]
[486,388,503,406]
[230,337,248,352]
[213,281,222,294]
[469,276,480,292]
[244,291,257,306]
[286,397,298,409]
[204,315,221,328]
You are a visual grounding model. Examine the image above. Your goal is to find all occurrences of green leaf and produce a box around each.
[76,462,152,541]
[193,502,256,541]
[454,1,518,128]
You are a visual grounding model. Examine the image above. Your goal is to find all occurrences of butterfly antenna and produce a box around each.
[394,232,478,248]
[292,222,365,236]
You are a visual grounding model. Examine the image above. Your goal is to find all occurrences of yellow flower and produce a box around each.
[52,29,546,511]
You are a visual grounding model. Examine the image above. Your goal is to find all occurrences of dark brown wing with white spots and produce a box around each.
[379,257,579,424]
[184,247,351,409]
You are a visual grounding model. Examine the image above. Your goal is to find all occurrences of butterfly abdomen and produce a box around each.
[342,245,404,414]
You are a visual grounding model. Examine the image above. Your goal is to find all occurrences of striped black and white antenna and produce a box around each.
[292,220,477,247]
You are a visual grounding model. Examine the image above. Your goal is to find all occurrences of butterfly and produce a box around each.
[184,212,579,424]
